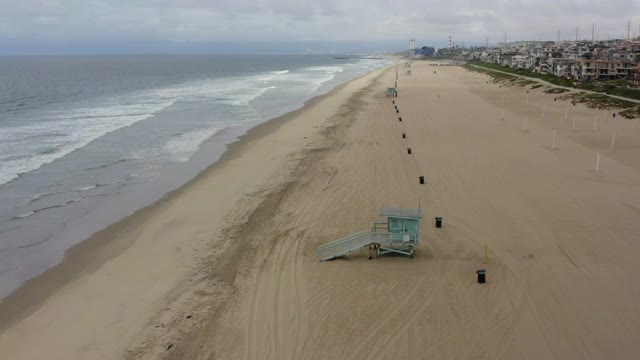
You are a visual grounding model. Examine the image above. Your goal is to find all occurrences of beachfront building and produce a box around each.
[511,55,527,69]
[549,58,576,78]
[575,60,639,81]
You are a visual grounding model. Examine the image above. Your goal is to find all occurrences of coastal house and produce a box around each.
[550,59,576,78]
[511,55,528,69]
[575,60,639,81]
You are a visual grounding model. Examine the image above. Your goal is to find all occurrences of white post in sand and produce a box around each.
[611,132,616,150]
[596,153,600,172]
[542,106,546,122]
[573,117,576,129]
[501,109,505,120]
[526,92,529,104]
[565,108,568,120]
[593,116,597,132]
[552,129,557,149]
[523,115,528,131]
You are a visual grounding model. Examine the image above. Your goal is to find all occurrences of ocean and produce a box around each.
[0,54,392,298]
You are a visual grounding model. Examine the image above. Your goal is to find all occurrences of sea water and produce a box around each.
[0,54,392,298]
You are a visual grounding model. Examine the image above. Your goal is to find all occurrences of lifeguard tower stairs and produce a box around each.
[316,207,421,261]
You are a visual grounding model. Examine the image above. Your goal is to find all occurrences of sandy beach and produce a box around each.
[2,60,640,359]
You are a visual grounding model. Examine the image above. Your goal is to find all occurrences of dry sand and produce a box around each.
[2,61,640,360]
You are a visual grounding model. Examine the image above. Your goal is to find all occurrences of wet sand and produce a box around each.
[3,61,640,359]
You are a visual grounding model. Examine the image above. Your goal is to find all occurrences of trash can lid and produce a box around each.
[476,269,486,274]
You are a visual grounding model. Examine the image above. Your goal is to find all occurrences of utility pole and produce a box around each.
[504,32,507,49]
[486,35,489,48]
[576,26,579,41]
[628,19,631,40]
[557,30,560,43]
[592,22,595,43]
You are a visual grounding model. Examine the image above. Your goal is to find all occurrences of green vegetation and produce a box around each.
[558,92,640,119]
[463,63,640,119]
[544,88,569,94]
[468,61,575,87]
[607,87,640,101]
[469,61,640,103]
[462,64,536,88]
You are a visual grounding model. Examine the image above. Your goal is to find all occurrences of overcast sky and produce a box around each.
[0,1,639,53]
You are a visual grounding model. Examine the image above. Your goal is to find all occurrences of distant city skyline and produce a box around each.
[0,1,638,54]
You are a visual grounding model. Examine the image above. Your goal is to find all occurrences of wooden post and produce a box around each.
[611,132,616,150]
[596,153,600,172]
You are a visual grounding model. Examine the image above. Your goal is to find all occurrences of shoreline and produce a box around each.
[0,55,394,301]
[0,63,396,348]
[4,58,640,359]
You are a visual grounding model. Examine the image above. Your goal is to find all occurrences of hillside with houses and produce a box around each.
[454,39,640,89]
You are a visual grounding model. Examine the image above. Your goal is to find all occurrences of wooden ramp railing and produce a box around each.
[316,230,372,261]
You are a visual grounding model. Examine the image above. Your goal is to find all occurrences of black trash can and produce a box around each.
[477,269,486,284]
[435,217,442,228]
[402,133,406,139]
[407,148,412,154]
[419,176,424,184]
[392,100,395,104]
[399,117,402,122]
[396,109,399,114]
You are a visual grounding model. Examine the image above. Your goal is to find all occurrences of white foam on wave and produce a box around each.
[306,66,345,74]
[0,109,164,186]
[223,86,276,106]
[0,68,291,186]
[149,74,278,107]
[14,211,34,219]
[163,127,225,162]
[277,71,337,93]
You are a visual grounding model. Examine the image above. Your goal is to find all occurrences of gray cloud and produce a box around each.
[0,0,638,45]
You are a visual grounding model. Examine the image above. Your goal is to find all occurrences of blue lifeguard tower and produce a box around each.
[316,207,421,261]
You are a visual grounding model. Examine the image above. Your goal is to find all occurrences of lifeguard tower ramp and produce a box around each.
[316,207,421,261]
